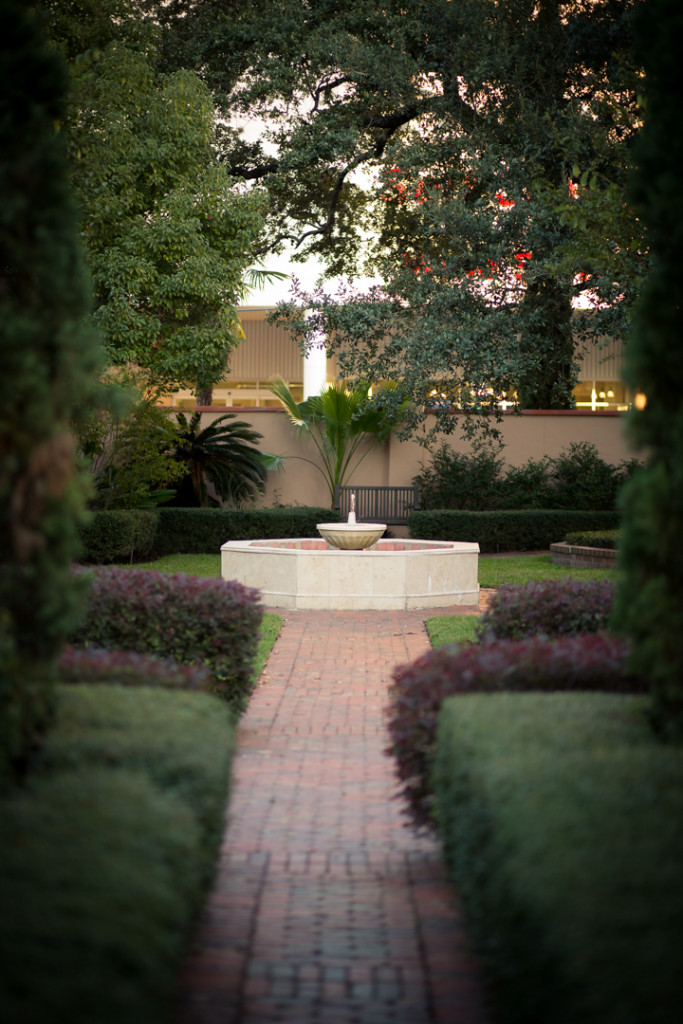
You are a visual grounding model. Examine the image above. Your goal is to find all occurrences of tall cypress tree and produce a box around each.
[0,2,104,782]
[611,0,683,736]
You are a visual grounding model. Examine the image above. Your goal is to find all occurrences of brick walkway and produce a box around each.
[175,603,493,1024]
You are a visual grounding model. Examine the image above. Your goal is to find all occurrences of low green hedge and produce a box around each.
[434,693,683,1024]
[409,509,619,551]
[152,506,343,556]
[563,528,619,549]
[0,684,234,1024]
[70,567,263,712]
[78,509,160,564]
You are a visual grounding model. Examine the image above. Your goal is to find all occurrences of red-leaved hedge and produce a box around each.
[58,645,212,692]
[387,632,645,828]
[70,567,263,711]
[475,578,615,642]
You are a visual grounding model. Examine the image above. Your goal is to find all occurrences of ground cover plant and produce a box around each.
[434,693,683,1024]
[0,684,235,1024]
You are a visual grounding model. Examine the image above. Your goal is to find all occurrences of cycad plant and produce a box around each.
[268,377,406,504]
[172,411,279,507]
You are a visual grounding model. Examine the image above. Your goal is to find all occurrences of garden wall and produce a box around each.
[178,407,634,513]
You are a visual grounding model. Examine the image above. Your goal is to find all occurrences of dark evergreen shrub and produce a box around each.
[78,510,159,564]
[499,456,553,509]
[415,441,638,514]
[0,2,104,782]
[475,579,615,642]
[387,633,644,827]
[413,443,504,510]
[70,567,263,711]
[545,442,623,511]
[611,0,683,738]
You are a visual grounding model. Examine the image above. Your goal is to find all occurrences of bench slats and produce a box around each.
[333,485,420,526]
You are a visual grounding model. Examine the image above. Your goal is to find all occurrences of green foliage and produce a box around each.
[171,411,274,507]
[226,0,646,428]
[65,40,267,394]
[152,506,343,556]
[611,0,683,737]
[0,684,234,1024]
[269,376,405,504]
[564,529,619,550]
[475,579,615,643]
[415,441,639,512]
[83,397,184,509]
[0,1,105,781]
[70,566,263,710]
[78,509,159,563]
[415,442,504,511]
[434,693,683,1024]
[388,633,642,829]
[548,442,636,511]
[410,509,619,553]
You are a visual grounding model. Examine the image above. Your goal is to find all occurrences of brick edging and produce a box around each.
[550,542,617,569]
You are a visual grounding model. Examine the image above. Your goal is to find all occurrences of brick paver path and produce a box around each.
[175,606,493,1024]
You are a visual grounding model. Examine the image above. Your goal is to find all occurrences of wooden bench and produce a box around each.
[334,484,420,526]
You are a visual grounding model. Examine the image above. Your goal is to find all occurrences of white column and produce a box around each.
[303,341,328,399]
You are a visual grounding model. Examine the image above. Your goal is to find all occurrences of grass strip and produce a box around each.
[434,693,683,1024]
[425,615,478,649]
[478,553,618,587]
[0,685,235,1024]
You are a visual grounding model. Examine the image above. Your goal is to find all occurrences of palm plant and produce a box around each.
[172,411,279,507]
[268,377,406,504]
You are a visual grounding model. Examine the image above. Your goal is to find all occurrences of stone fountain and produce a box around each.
[220,490,480,610]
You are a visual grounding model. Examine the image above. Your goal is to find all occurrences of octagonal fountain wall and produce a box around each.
[220,537,480,611]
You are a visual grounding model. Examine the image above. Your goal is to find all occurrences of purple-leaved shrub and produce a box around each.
[475,578,614,642]
[70,567,263,710]
[387,632,644,828]
[59,645,212,691]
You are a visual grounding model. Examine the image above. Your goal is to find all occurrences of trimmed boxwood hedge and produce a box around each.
[0,684,234,1024]
[408,509,620,552]
[152,506,343,556]
[434,693,683,1024]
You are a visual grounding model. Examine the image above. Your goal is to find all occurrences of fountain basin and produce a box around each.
[316,521,386,550]
[220,537,479,610]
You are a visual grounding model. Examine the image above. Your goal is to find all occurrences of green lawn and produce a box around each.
[478,552,618,588]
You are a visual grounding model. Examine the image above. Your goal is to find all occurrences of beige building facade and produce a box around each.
[160,307,638,511]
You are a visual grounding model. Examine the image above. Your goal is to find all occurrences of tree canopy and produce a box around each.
[148,0,646,430]
[33,0,271,398]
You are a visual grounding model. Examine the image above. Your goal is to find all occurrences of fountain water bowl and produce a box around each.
[316,521,386,550]
[316,490,386,549]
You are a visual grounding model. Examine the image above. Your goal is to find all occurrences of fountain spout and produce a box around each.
[348,492,357,525]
